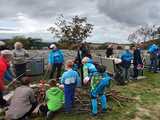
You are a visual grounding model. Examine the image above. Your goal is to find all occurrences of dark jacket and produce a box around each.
[133,49,143,65]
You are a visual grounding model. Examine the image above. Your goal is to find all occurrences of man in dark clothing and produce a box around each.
[132,46,143,79]
[76,43,91,84]
[106,44,113,58]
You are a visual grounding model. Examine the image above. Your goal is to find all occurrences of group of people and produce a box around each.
[0,41,160,120]
[0,42,29,108]
[107,43,160,85]
[0,42,111,120]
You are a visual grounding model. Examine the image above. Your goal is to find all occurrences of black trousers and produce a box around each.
[0,91,7,108]
[14,63,26,78]
[133,64,138,78]
[49,63,62,81]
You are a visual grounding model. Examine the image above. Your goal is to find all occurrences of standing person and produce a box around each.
[5,77,37,120]
[106,44,113,58]
[132,45,143,79]
[48,44,64,81]
[13,42,29,78]
[82,57,111,116]
[60,60,81,113]
[0,50,14,108]
[120,46,133,82]
[76,43,91,84]
[157,48,160,70]
[148,44,159,73]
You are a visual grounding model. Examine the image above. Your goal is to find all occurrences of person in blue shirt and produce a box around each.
[48,44,64,81]
[82,57,111,116]
[148,44,159,73]
[120,46,133,82]
[60,60,81,113]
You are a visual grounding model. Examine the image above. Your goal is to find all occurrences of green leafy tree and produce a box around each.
[48,15,93,47]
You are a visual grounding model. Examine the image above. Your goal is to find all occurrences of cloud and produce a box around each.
[0,0,159,43]
[97,0,160,26]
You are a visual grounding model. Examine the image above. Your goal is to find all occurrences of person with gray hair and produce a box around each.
[12,42,29,78]
[0,50,14,108]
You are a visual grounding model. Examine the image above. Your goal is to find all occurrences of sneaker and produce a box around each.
[102,108,107,113]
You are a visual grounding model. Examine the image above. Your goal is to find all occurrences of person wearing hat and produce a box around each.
[60,59,81,113]
[5,77,37,120]
[48,44,64,81]
[120,46,133,82]
[12,42,29,78]
[0,50,14,108]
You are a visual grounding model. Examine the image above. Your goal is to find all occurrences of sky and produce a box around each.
[0,0,160,43]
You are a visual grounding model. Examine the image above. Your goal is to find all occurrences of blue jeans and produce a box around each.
[149,58,157,72]
[64,84,75,112]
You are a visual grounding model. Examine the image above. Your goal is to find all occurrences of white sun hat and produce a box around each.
[49,44,56,49]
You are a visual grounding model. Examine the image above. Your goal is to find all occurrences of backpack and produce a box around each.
[93,62,106,73]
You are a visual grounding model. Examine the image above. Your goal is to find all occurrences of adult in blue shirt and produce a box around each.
[48,44,64,81]
[120,46,133,81]
[60,60,81,113]
[148,44,159,73]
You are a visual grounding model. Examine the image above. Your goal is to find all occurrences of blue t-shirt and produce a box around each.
[48,49,64,64]
[61,69,81,87]
[120,50,133,62]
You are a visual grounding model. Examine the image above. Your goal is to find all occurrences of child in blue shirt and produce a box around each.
[60,60,81,113]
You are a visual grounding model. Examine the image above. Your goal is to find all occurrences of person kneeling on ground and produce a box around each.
[82,57,111,116]
[39,80,64,120]
[60,60,81,113]
[5,77,37,120]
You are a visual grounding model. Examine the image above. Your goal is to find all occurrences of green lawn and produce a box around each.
[1,72,160,120]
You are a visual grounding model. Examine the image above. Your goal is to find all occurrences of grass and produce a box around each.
[1,71,160,120]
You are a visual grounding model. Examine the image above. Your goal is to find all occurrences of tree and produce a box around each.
[4,36,47,49]
[128,25,160,44]
[48,15,93,46]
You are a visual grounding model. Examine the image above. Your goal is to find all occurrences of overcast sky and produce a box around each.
[0,0,160,43]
